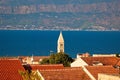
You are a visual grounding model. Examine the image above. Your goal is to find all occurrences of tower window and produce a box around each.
[60,44,63,46]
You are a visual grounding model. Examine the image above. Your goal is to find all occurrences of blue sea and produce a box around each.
[0,30,120,58]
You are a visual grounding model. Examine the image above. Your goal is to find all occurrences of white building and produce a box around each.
[71,58,88,67]
[57,31,64,53]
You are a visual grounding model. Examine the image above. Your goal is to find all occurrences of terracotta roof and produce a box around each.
[39,67,91,80]
[115,58,120,66]
[86,66,119,79]
[81,57,119,66]
[0,57,18,60]
[0,59,25,80]
[30,64,64,70]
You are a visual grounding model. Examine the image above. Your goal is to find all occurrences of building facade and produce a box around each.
[57,32,64,53]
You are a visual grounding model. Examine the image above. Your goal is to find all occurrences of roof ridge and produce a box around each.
[30,64,63,66]
[39,67,82,71]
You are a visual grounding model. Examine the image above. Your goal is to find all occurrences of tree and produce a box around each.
[40,53,73,67]
[116,53,120,57]
[40,58,49,64]
[18,70,42,80]
[49,53,56,64]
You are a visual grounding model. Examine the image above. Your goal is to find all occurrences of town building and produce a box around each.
[98,73,120,80]
[18,56,49,64]
[38,67,91,80]
[71,53,120,67]
[57,31,64,53]
[81,56,120,66]
[77,52,90,58]
[71,57,88,67]
[93,54,116,57]
[86,66,119,80]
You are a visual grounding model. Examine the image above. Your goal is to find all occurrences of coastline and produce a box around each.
[0,29,120,32]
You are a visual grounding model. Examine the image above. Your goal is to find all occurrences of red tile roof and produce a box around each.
[30,64,64,70]
[0,57,18,60]
[86,66,119,79]
[0,59,25,80]
[81,57,119,66]
[116,58,120,66]
[39,67,91,80]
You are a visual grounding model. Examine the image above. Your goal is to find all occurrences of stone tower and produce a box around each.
[57,31,64,53]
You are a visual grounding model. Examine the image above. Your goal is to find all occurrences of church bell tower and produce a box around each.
[57,31,64,53]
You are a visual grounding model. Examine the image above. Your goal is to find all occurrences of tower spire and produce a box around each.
[57,31,64,53]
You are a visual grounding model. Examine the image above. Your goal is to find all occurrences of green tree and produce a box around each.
[116,53,120,57]
[40,53,73,67]
[49,54,55,64]
[19,70,42,80]
[40,58,49,64]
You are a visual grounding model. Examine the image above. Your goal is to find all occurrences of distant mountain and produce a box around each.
[0,0,120,30]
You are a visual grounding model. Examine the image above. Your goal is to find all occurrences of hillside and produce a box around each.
[0,0,120,30]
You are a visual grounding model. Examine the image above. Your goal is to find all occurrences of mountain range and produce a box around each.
[0,0,120,30]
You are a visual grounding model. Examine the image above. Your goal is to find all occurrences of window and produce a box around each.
[60,44,63,47]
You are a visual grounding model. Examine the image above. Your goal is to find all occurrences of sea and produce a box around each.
[0,30,120,58]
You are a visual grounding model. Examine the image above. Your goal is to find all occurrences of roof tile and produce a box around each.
[86,66,119,79]
[81,57,119,66]
[0,59,24,80]
[30,64,64,70]
[39,67,91,80]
